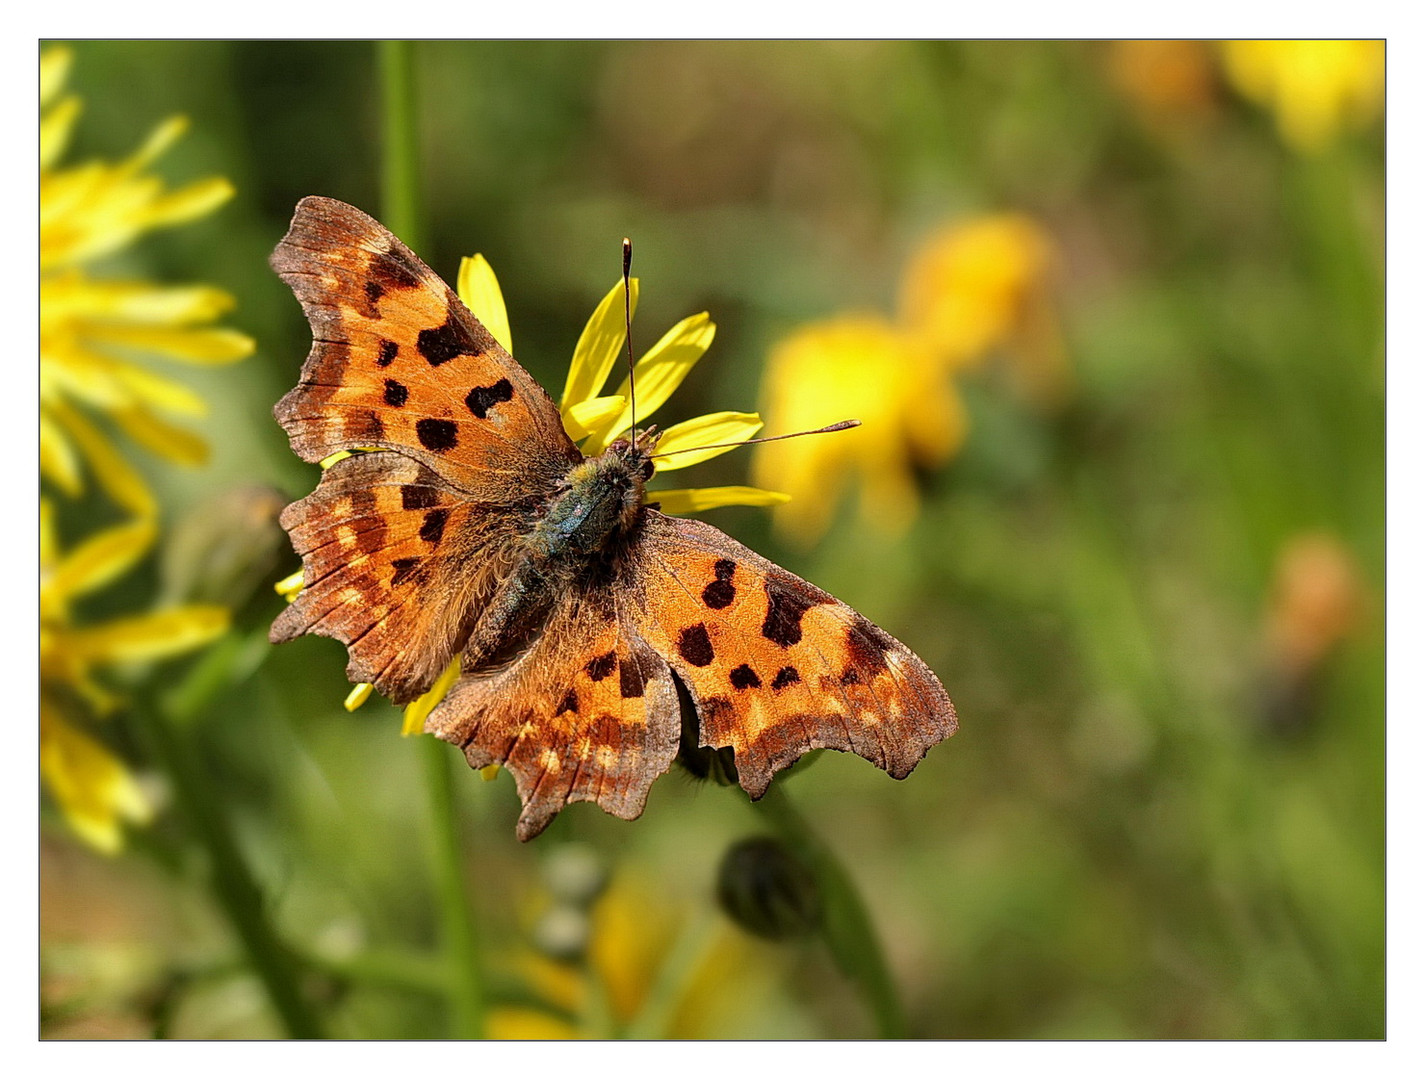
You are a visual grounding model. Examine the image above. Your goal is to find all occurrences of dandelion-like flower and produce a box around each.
[39,46,254,514]
[40,501,228,852]
[1219,40,1384,155]
[302,253,788,734]
[755,214,1061,544]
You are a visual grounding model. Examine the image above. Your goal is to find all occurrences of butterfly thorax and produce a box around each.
[528,443,651,564]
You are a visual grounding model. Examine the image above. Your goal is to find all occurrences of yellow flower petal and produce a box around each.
[345,683,374,712]
[40,95,82,172]
[457,254,512,353]
[66,605,229,665]
[43,519,156,609]
[274,569,304,602]
[46,400,157,517]
[651,486,791,515]
[402,657,462,736]
[40,46,73,109]
[87,323,254,364]
[583,312,716,453]
[40,702,153,855]
[561,277,640,411]
[563,394,627,441]
[650,411,764,472]
[40,410,84,497]
[111,405,209,466]
[107,361,209,417]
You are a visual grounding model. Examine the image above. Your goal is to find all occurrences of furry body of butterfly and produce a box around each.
[270,197,957,840]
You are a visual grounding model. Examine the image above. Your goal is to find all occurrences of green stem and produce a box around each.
[135,704,321,1038]
[377,39,485,1037]
[756,783,908,1038]
[422,738,486,1037]
[377,39,424,252]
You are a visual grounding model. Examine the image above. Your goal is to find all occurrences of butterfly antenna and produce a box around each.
[649,419,862,460]
[622,238,637,442]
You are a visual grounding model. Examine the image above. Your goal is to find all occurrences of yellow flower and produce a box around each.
[1220,40,1384,155]
[40,501,229,852]
[39,46,254,514]
[753,316,965,543]
[310,252,788,731]
[757,213,1062,544]
[898,214,1064,389]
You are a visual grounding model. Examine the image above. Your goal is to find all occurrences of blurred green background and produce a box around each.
[40,40,1383,1039]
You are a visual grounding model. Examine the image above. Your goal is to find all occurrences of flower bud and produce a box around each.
[715,836,821,941]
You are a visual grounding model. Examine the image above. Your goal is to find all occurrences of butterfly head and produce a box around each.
[605,425,661,483]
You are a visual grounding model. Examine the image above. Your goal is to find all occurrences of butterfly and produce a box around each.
[269,196,957,840]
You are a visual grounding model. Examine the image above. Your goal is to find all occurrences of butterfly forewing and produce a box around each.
[270,196,579,497]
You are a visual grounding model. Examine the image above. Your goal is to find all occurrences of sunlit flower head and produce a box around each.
[40,46,254,515]
[753,315,965,544]
[898,214,1063,386]
[305,254,789,732]
[1219,40,1384,155]
[756,212,1062,545]
[40,501,228,852]
[1265,532,1364,677]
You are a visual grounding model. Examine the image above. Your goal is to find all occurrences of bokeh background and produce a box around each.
[40,40,1384,1039]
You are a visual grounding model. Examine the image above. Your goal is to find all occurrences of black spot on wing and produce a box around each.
[419,508,448,544]
[556,690,579,717]
[391,557,422,586]
[368,248,424,292]
[401,484,440,510]
[416,418,458,452]
[729,663,761,690]
[677,624,715,667]
[417,316,467,366]
[466,379,514,419]
[702,558,737,610]
[619,657,647,699]
[377,339,399,367]
[761,580,820,648]
[383,379,408,407]
[586,652,617,681]
[771,665,800,690]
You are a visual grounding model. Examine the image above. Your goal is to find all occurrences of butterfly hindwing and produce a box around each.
[425,592,681,841]
[270,196,580,498]
[271,450,525,704]
[631,511,957,799]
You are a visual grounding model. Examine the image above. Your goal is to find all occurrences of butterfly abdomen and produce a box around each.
[463,450,647,669]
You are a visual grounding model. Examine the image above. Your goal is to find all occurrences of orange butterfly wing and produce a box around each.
[269,197,577,699]
[424,507,955,838]
[631,512,957,798]
[426,589,681,841]
[271,450,526,703]
[270,196,579,494]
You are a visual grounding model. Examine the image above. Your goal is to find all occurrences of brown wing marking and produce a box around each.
[632,511,956,798]
[271,451,522,704]
[425,592,681,841]
[270,196,579,498]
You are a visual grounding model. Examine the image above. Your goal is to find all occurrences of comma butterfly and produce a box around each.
[269,197,957,840]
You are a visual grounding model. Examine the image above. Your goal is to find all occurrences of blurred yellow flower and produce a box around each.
[39,45,253,514]
[899,214,1064,386]
[40,502,229,853]
[753,316,965,543]
[1220,40,1384,155]
[758,213,1061,544]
